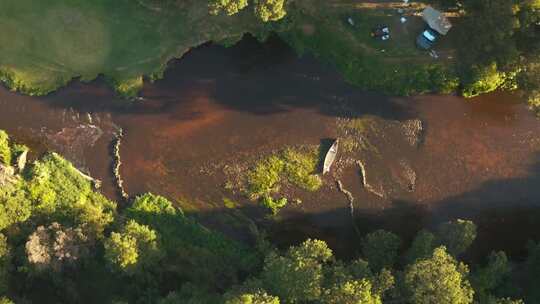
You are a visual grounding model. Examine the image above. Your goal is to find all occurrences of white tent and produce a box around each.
[422,6,452,35]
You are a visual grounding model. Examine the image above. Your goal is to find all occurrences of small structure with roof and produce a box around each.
[422,6,452,36]
[416,6,452,49]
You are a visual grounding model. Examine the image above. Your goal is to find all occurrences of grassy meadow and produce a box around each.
[0,0,264,96]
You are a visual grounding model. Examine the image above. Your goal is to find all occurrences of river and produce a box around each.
[0,35,539,260]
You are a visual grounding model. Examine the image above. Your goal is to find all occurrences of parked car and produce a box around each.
[416,28,438,49]
[371,26,390,41]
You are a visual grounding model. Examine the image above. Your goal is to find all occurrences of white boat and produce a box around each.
[323,139,339,174]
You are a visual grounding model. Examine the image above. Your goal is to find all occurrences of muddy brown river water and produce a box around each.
[0,36,539,260]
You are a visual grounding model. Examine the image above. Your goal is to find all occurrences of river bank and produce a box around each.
[0,37,539,260]
[0,0,468,99]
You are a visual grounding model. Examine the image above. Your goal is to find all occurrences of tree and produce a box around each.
[325,259,394,300]
[104,220,160,273]
[129,193,177,217]
[516,0,540,54]
[261,239,333,303]
[461,63,509,98]
[371,268,395,297]
[127,193,258,296]
[321,279,382,304]
[25,222,93,272]
[525,241,540,302]
[404,246,474,304]
[517,53,540,111]
[225,290,280,304]
[405,230,436,264]
[26,153,116,237]
[471,251,512,302]
[0,234,9,294]
[456,0,520,97]
[0,185,32,231]
[458,0,519,68]
[436,219,477,256]
[361,230,401,272]
[0,297,13,304]
[158,284,223,304]
[254,0,287,22]
[0,131,10,166]
[348,258,373,280]
[209,0,249,16]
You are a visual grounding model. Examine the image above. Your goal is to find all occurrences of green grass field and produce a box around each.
[0,0,263,96]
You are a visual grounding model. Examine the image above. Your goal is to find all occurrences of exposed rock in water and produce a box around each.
[337,180,354,206]
[357,160,368,188]
[402,119,424,147]
[356,160,385,198]
[44,124,104,169]
[400,160,417,192]
[390,159,417,192]
[336,179,362,237]
[75,168,102,190]
[16,149,28,172]
[112,128,129,200]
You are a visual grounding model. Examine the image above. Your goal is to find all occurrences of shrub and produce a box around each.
[361,230,402,272]
[436,219,477,257]
[246,147,321,213]
[261,196,287,215]
[462,63,507,98]
[25,153,116,237]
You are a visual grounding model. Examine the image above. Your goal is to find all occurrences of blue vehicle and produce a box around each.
[416,28,439,50]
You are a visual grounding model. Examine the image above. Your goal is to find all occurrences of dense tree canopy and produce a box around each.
[452,0,540,104]
[208,0,287,22]
[25,222,93,272]
[261,239,333,302]
[436,219,477,256]
[209,0,249,16]
[225,290,280,304]
[0,234,9,295]
[471,251,512,302]
[0,131,10,166]
[525,241,540,302]
[405,230,436,264]
[254,0,287,22]
[361,230,401,272]
[404,246,474,304]
[321,279,382,304]
[26,153,117,237]
[104,220,160,273]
